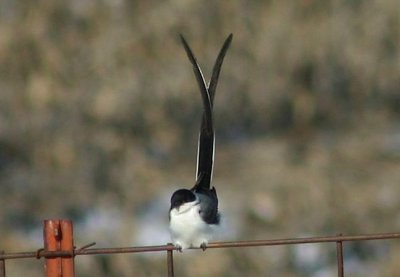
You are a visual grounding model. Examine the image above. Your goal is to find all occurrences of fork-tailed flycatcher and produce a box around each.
[169,34,233,251]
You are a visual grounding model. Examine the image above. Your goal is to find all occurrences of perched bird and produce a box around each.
[169,34,233,251]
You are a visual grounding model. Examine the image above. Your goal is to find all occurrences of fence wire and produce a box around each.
[1,231,399,277]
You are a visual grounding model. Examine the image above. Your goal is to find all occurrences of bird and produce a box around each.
[169,34,233,251]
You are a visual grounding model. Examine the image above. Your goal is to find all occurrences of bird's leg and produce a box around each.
[173,242,183,252]
[200,242,208,251]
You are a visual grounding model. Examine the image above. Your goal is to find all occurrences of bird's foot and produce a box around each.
[169,243,182,252]
[172,242,183,252]
[200,242,208,251]
[175,244,183,252]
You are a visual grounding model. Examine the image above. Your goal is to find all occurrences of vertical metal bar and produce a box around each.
[0,251,5,277]
[60,220,75,277]
[44,220,61,277]
[167,244,174,277]
[336,234,344,277]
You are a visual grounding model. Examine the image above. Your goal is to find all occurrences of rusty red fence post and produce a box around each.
[43,220,75,277]
[60,220,74,277]
[44,220,61,277]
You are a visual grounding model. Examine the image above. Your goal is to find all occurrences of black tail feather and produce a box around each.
[180,34,232,192]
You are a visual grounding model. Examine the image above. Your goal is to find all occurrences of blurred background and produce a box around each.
[1,0,399,276]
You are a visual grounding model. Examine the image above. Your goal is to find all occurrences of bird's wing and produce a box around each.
[196,188,220,224]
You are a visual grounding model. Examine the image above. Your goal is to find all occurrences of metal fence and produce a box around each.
[1,219,399,277]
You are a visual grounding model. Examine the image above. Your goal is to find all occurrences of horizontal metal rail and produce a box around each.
[1,232,399,260]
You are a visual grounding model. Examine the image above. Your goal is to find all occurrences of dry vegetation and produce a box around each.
[0,0,399,276]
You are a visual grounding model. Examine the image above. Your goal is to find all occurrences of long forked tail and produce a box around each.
[179,34,233,192]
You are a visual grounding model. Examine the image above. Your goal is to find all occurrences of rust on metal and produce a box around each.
[336,234,344,277]
[1,229,399,277]
[1,232,399,260]
[43,220,75,277]
[76,242,96,251]
[44,220,62,277]
[60,220,75,277]
[0,232,399,259]
[167,244,174,277]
